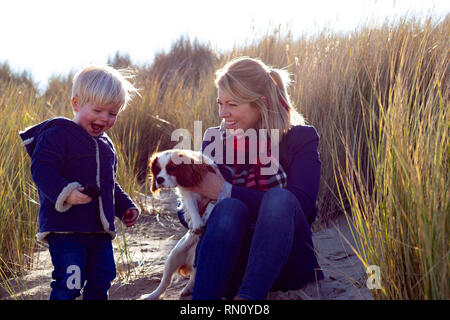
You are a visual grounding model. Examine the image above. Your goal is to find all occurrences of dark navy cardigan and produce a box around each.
[20,117,137,242]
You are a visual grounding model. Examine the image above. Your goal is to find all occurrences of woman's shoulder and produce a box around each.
[283,124,320,146]
[202,126,222,143]
[278,125,321,170]
[203,126,221,136]
[287,124,319,138]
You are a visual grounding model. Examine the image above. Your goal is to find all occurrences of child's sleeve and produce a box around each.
[114,182,139,220]
[30,127,83,212]
[110,147,139,220]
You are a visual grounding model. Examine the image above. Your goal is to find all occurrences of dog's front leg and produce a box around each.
[140,233,190,300]
[180,191,204,234]
[140,256,179,300]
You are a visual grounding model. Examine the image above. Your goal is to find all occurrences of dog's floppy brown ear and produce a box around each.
[151,177,159,194]
[149,154,160,194]
[176,162,211,188]
[175,162,197,188]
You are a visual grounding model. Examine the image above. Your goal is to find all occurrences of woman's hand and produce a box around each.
[197,196,212,216]
[189,170,226,200]
[66,189,92,205]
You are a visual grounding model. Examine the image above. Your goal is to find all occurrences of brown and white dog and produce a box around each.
[140,149,217,300]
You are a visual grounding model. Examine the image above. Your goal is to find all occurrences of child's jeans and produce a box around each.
[192,188,323,300]
[47,233,116,300]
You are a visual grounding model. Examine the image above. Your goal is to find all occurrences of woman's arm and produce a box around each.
[284,126,321,219]
[190,126,321,221]
[220,126,321,221]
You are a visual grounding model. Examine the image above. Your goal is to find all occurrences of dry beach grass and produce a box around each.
[0,14,448,299]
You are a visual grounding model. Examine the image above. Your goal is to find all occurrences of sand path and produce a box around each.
[0,190,372,300]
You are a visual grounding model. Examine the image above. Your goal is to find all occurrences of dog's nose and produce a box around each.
[156,177,165,185]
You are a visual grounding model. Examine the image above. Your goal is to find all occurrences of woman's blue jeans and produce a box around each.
[47,233,116,300]
[192,188,323,300]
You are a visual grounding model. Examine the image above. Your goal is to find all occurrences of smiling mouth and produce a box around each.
[225,121,237,128]
[91,124,104,134]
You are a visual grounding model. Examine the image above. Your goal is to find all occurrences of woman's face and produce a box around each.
[217,87,260,133]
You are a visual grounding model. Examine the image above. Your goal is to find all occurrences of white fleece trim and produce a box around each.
[55,182,83,212]
[106,229,116,240]
[36,231,51,244]
[203,202,216,221]
[98,196,110,231]
[22,137,34,146]
[92,138,112,236]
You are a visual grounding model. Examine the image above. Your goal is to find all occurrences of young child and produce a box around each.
[20,65,140,300]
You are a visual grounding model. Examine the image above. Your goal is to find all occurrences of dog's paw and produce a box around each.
[183,212,191,223]
[191,222,205,234]
[139,292,160,300]
[180,286,193,297]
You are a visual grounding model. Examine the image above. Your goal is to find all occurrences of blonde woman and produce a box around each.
[179,57,324,300]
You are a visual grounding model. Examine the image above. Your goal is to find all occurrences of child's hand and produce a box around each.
[123,208,139,227]
[66,189,92,205]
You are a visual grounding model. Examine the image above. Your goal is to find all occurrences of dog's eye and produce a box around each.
[167,166,176,174]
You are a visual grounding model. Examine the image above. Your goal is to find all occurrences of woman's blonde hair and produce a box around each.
[215,57,305,136]
[72,65,139,112]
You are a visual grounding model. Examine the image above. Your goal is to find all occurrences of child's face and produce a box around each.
[72,97,120,136]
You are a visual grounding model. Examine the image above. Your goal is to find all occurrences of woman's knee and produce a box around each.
[260,188,300,219]
[207,198,251,234]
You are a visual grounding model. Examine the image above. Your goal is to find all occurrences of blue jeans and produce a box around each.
[192,188,323,300]
[47,233,116,300]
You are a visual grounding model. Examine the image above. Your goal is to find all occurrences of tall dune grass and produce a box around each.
[0,84,43,280]
[0,15,448,299]
[332,18,449,299]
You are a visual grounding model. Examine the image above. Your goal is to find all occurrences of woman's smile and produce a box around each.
[225,120,238,129]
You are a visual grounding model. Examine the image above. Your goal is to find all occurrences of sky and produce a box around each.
[0,0,448,92]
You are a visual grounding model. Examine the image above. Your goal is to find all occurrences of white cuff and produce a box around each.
[55,182,83,212]
[217,181,232,202]
[21,137,34,146]
[202,201,216,221]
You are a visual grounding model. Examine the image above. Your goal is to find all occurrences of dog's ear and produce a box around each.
[149,154,160,194]
[175,162,196,188]
[176,162,211,188]
[151,176,159,194]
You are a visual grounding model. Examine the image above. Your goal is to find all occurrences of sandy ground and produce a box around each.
[0,190,372,300]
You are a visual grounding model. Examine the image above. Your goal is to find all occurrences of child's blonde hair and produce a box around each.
[215,57,305,136]
[72,65,139,112]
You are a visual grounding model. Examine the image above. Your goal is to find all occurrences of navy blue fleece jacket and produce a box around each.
[20,117,137,242]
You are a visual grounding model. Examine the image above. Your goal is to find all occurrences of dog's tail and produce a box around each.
[178,265,192,277]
